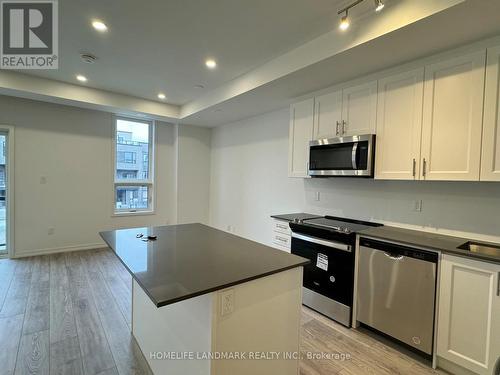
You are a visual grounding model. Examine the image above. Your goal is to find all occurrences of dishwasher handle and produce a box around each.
[384,252,404,261]
[360,238,438,263]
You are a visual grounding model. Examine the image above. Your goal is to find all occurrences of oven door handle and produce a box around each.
[292,233,352,252]
[351,142,358,170]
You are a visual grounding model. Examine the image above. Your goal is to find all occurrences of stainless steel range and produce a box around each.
[289,216,382,327]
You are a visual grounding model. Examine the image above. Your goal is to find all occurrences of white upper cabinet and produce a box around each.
[375,68,424,180]
[437,254,500,375]
[481,45,500,181]
[341,80,378,136]
[420,51,486,181]
[313,90,342,140]
[288,98,314,178]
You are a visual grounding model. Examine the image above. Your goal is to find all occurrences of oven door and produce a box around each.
[309,134,374,177]
[291,233,354,308]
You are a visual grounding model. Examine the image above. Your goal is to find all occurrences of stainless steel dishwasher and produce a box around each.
[357,237,438,356]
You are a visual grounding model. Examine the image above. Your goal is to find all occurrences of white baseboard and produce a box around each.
[12,242,107,258]
[436,357,477,375]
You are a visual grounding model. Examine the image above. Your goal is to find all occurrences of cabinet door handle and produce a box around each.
[422,158,427,178]
[342,120,347,135]
[336,121,340,136]
[412,159,416,177]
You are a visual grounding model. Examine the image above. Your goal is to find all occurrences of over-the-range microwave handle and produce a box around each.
[351,142,358,170]
[292,232,352,252]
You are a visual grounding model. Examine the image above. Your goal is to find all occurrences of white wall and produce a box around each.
[176,125,211,224]
[210,108,500,246]
[0,95,177,257]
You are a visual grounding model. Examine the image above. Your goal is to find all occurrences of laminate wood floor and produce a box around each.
[0,249,449,375]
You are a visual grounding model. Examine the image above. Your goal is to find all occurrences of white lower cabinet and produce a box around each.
[271,219,291,253]
[437,254,500,374]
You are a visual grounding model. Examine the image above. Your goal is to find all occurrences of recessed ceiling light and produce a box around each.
[157,93,166,100]
[92,20,108,32]
[339,11,350,31]
[76,74,87,82]
[205,59,217,69]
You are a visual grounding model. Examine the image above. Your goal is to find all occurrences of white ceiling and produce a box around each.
[182,0,500,126]
[21,0,345,105]
[4,0,500,126]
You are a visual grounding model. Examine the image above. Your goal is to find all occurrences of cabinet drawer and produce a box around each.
[273,242,291,253]
[272,233,291,249]
[273,220,291,235]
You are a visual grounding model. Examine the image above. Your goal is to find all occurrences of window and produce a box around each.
[117,151,136,164]
[114,118,154,213]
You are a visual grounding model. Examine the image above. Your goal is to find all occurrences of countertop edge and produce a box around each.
[155,260,309,308]
[99,231,309,308]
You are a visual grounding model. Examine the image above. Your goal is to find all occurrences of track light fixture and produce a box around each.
[338,0,385,30]
[374,0,384,12]
[339,10,350,31]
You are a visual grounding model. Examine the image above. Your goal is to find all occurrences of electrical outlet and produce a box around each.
[413,200,423,212]
[48,227,55,235]
[220,289,234,316]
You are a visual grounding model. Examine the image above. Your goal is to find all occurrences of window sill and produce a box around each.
[112,210,155,218]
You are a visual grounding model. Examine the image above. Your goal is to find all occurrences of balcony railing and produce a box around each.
[117,140,148,146]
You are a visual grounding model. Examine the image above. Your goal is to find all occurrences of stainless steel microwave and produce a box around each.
[309,134,375,177]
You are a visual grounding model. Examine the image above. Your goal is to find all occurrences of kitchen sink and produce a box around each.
[457,241,500,257]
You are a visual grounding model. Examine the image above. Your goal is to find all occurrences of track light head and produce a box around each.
[339,11,350,31]
[374,0,384,12]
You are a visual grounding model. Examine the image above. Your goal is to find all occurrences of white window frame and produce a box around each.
[112,116,155,216]
[0,125,14,258]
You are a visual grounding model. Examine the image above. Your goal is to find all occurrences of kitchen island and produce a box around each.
[100,223,308,375]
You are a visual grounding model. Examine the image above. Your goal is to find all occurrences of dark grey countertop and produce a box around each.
[100,223,309,307]
[359,226,500,264]
[271,213,322,222]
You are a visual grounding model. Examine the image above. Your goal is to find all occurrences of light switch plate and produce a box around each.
[220,289,234,316]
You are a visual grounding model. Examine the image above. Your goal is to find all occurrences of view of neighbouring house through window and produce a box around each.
[114,118,153,212]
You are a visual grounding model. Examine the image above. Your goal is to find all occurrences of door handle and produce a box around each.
[422,158,427,178]
[336,121,340,136]
[383,252,404,261]
[412,159,416,177]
